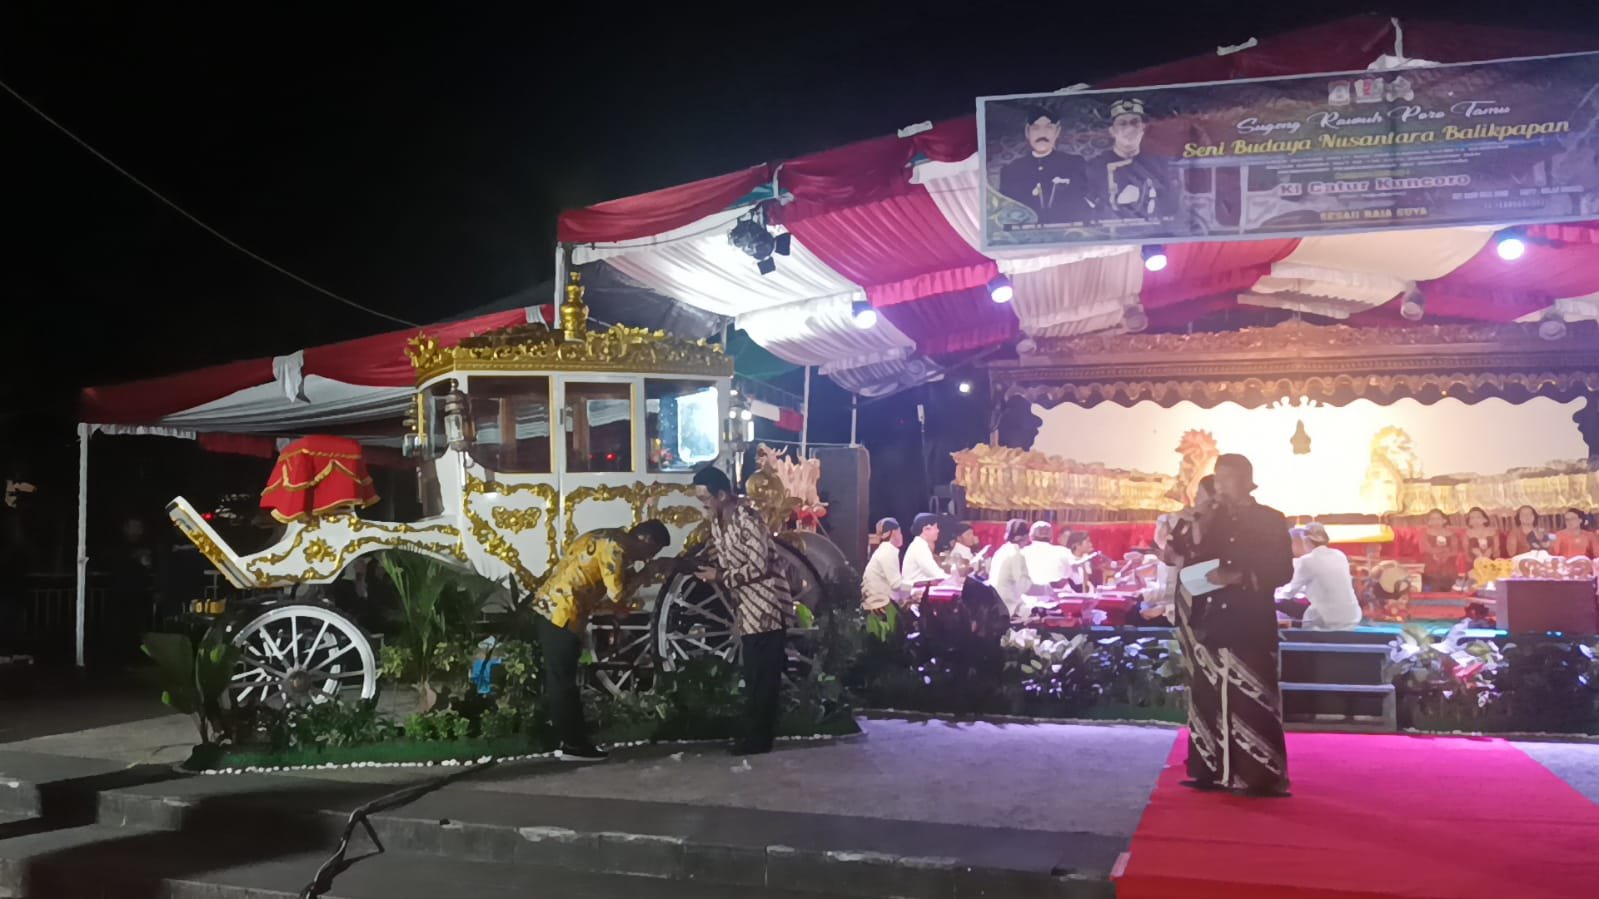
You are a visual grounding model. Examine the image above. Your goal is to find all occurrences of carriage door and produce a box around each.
[555,376,643,554]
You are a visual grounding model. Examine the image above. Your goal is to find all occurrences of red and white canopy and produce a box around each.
[79,308,543,437]
[558,15,1599,397]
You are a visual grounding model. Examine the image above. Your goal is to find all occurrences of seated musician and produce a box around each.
[943,521,988,578]
[900,512,950,591]
[1551,508,1597,558]
[988,518,1035,618]
[1021,522,1069,590]
[1061,531,1100,592]
[861,517,910,611]
[1277,522,1362,631]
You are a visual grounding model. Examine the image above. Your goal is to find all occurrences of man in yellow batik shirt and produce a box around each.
[531,520,670,761]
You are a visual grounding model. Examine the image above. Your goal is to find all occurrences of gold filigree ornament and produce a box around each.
[406,272,732,383]
[462,472,560,589]
[490,506,543,533]
[303,538,336,565]
[1471,557,1515,589]
[562,481,704,548]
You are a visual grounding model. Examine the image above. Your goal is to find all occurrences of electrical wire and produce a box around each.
[0,75,420,328]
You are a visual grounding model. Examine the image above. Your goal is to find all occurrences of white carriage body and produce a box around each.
[168,275,733,597]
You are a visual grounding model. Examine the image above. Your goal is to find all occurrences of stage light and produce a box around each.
[1495,231,1527,261]
[1142,245,1168,272]
[740,408,754,421]
[851,299,878,330]
[987,275,1014,304]
[1538,310,1568,341]
[957,381,973,394]
[730,213,782,275]
[1400,288,1426,322]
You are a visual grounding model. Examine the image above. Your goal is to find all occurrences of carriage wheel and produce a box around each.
[224,604,377,708]
[651,540,827,686]
[588,610,657,697]
[652,573,740,671]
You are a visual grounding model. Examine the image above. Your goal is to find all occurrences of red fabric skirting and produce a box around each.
[260,436,379,524]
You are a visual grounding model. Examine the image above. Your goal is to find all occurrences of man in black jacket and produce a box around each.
[1185,453,1295,798]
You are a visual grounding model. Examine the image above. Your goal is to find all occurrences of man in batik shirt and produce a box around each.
[531,520,670,761]
[692,465,794,756]
[1186,453,1295,797]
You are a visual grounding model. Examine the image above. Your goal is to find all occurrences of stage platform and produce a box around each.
[3,717,1598,898]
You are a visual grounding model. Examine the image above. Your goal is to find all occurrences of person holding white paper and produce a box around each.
[1181,455,1295,798]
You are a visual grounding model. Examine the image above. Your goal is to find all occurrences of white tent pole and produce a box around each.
[800,366,812,457]
[74,422,91,669]
[850,394,858,446]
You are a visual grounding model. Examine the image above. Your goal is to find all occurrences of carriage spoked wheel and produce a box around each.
[650,539,834,690]
[221,603,378,708]
[588,610,658,696]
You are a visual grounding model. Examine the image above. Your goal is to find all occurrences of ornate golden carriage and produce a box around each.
[167,274,846,708]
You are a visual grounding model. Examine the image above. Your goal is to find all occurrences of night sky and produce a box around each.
[5,0,1599,418]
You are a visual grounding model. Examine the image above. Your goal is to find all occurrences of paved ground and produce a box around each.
[464,719,1179,835]
[1513,740,1599,805]
[0,676,170,745]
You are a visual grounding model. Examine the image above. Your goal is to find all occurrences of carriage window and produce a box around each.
[645,380,719,472]
[467,377,552,474]
[565,382,633,473]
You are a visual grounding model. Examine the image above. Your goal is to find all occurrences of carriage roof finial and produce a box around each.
[561,270,589,339]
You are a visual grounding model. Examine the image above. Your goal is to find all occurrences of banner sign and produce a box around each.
[977,52,1599,250]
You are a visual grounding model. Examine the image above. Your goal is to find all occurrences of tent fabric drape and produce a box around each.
[546,16,1599,397]
[778,181,999,307]
[80,309,534,431]
[557,164,771,244]
[1421,238,1599,321]
[878,286,1018,357]
[737,295,918,370]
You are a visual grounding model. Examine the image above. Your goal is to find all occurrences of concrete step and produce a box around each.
[88,773,1116,899]
[0,822,854,899]
[0,749,1118,899]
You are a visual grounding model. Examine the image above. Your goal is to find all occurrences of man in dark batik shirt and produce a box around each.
[1185,453,1295,798]
[692,465,794,756]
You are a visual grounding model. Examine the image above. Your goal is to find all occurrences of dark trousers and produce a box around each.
[740,630,787,749]
[536,614,589,747]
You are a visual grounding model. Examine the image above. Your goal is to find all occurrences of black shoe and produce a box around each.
[1179,778,1225,792]
[557,742,609,762]
[729,740,772,757]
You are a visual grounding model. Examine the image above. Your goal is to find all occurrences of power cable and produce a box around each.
[0,75,420,328]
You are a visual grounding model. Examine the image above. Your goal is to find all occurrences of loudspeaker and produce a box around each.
[813,446,870,571]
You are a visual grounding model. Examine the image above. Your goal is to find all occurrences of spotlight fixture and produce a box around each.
[1141,245,1169,272]
[729,210,787,275]
[1495,230,1527,261]
[1399,287,1426,322]
[1538,310,1568,341]
[957,381,973,395]
[987,275,1014,304]
[851,299,878,330]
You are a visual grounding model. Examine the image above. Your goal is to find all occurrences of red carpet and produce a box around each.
[1115,732,1599,899]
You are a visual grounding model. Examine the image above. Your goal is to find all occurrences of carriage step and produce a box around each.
[0,823,849,899]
